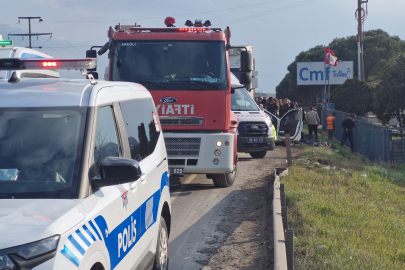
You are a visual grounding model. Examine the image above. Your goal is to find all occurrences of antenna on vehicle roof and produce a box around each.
[8,72,20,83]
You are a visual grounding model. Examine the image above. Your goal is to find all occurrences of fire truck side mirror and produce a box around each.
[86,50,97,58]
[239,72,252,85]
[240,51,253,72]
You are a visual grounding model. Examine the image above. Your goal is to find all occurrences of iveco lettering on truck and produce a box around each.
[88,17,255,187]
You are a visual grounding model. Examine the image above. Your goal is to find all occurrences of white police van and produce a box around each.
[0,58,171,270]
[230,73,275,159]
[0,37,59,80]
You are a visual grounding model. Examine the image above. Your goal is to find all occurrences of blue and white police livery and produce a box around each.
[0,58,171,270]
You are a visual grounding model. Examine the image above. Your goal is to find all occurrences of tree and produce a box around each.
[374,54,405,127]
[276,30,405,105]
[330,78,375,116]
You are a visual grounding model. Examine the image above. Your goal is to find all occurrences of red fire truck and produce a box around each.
[87,18,253,187]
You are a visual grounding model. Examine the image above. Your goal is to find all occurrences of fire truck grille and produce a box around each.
[237,122,268,137]
[165,138,201,157]
[160,118,203,126]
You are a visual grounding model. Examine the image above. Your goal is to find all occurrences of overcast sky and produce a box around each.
[1,0,404,93]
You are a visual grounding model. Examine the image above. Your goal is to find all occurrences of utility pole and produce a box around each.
[357,1,368,80]
[8,17,51,49]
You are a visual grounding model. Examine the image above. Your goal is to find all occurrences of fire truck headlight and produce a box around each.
[214,150,221,156]
[216,141,222,147]
[225,141,229,146]
[213,159,219,165]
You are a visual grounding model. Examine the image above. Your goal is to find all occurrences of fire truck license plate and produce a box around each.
[248,138,264,143]
[170,168,184,174]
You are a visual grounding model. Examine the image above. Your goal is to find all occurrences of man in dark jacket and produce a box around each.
[279,98,291,116]
[266,98,279,115]
[340,114,355,151]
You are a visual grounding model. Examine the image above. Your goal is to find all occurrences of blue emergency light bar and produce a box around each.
[0,58,97,70]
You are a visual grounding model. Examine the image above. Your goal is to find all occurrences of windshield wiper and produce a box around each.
[166,80,218,90]
[134,81,166,89]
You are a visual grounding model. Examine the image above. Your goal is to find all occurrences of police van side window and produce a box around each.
[120,99,160,162]
[93,106,120,177]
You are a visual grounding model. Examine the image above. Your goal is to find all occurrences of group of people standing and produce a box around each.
[256,96,356,151]
[255,96,299,117]
[305,107,355,152]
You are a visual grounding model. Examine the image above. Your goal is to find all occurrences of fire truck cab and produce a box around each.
[88,18,254,187]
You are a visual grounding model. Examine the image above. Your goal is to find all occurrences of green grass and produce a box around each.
[283,131,405,269]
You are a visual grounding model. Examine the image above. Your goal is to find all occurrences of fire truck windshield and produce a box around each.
[110,40,228,90]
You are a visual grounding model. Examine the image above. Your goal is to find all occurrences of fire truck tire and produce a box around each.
[249,151,267,159]
[212,165,237,187]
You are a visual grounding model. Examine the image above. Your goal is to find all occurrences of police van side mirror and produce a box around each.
[239,72,252,85]
[240,51,253,72]
[92,157,142,188]
[86,50,98,58]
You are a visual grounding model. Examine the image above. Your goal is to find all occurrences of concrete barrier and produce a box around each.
[273,169,288,270]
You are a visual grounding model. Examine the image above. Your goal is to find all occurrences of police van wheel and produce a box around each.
[153,218,169,270]
[250,151,267,159]
[212,164,237,187]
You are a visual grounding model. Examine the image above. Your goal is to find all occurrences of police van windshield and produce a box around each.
[231,88,259,111]
[0,107,87,199]
[110,40,228,90]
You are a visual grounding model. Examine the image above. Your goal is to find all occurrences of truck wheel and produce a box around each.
[250,151,267,159]
[212,164,237,187]
[269,140,275,151]
[153,218,169,270]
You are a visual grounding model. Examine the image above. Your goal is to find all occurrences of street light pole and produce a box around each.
[357,0,368,80]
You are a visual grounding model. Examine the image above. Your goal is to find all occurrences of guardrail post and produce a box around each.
[280,183,285,193]
[281,206,288,230]
[285,132,293,167]
[281,192,286,207]
[285,229,294,270]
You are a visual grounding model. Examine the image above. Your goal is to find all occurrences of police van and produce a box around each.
[0,37,59,80]
[0,58,171,270]
[230,73,275,159]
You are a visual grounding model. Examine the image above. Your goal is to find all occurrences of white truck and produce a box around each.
[230,72,275,158]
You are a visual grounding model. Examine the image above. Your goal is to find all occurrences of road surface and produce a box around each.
[168,145,303,269]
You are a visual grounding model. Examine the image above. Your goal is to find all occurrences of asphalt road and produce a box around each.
[167,146,300,269]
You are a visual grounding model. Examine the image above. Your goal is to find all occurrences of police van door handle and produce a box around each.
[130,181,137,190]
[140,173,147,182]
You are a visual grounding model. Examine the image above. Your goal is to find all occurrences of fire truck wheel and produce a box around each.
[212,164,237,187]
[249,151,267,159]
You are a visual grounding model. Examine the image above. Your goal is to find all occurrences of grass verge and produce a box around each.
[283,131,405,269]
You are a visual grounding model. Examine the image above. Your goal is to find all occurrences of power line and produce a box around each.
[38,22,83,57]
[43,0,287,23]
[219,0,318,25]
[8,17,51,48]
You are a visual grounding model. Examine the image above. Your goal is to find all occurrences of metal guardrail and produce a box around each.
[273,168,293,270]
